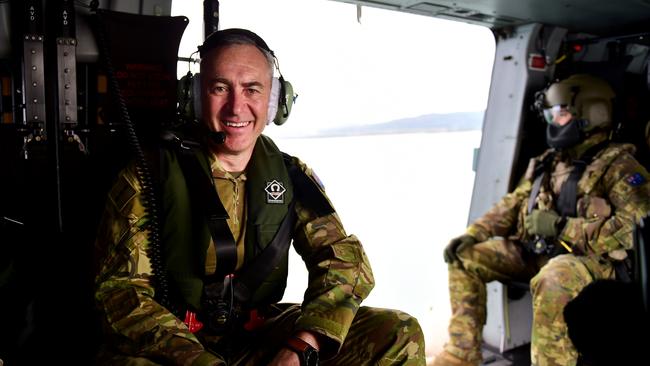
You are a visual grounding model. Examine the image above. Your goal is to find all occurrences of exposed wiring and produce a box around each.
[93,9,171,309]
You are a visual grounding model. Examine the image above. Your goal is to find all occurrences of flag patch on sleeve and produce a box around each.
[626,172,646,187]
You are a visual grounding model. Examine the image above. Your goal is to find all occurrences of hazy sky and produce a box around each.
[172,0,496,134]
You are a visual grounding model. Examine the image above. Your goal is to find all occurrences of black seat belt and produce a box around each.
[229,154,334,304]
[635,215,649,312]
[166,136,332,305]
[175,146,238,278]
[528,153,555,215]
[557,142,608,217]
[230,200,297,304]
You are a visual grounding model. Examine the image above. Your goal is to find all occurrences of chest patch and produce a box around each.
[625,172,646,187]
[265,180,286,204]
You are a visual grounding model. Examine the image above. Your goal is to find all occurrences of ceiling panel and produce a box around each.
[330,0,650,35]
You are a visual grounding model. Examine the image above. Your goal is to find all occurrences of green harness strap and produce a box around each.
[161,136,334,309]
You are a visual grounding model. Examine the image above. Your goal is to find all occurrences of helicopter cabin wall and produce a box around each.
[475,19,650,357]
[0,0,183,363]
[469,22,568,354]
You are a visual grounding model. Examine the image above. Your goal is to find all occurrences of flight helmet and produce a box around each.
[542,74,615,132]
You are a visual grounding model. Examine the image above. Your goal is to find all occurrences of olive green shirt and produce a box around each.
[94,141,375,365]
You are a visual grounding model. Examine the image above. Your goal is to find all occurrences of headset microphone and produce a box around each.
[160,129,225,149]
[209,131,226,144]
[160,130,201,150]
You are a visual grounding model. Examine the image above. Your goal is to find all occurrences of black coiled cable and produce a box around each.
[93,9,170,309]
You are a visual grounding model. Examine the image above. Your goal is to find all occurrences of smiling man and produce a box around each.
[94,28,425,366]
[200,36,270,169]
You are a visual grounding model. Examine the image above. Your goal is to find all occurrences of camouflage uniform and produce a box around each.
[443,133,650,366]
[94,135,425,365]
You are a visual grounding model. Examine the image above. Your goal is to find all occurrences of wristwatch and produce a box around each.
[285,336,319,366]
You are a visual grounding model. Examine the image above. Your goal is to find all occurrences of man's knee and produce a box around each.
[377,308,425,363]
[395,310,424,342]
[531,255,585,300]
[353,307,425,362]
[358,307,423,339]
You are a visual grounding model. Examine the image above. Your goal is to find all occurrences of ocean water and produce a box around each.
[270,130,482,359]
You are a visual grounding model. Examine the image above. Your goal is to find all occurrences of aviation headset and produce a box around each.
[181,28,294,126]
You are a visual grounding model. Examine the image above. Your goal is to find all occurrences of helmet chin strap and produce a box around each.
[546,119,588,149]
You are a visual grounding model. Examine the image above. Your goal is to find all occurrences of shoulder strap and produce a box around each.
[230,153,334,304]
[172,145,238,279]
[231,199,297,303]
[528,152,555,214]
[634,216,649,311]
[557,141,608,217]
[282,153,334,217]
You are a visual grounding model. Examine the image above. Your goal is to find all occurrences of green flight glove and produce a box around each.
[443,234,477,264]
[525,209,563,238]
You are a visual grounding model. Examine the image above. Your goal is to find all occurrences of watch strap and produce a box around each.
[285,336,318,366]
[286,335,313,353]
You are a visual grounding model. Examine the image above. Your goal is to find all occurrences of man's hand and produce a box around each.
[443,235,476,263]
[268,331,321,366]
[525,209,562,238]
[268,347,301,366]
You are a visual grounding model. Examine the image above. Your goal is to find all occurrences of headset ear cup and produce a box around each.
[178,72,195,122]
[187,73,290,125]
[192,73,202,120]
[267,77,280,125]
[274,78,293,125]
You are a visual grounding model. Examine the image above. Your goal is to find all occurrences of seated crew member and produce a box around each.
[432,74,650,366]
[93,28,425,366]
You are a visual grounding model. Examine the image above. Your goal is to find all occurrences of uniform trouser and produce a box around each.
[220,304,426,365]
[106,304,426,366]
[444,239,614,366]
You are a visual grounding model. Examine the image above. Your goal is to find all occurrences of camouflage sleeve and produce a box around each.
[467,179,532,242]
[94,162,223,366]
[559,152,650,256]
[288,158,375,357]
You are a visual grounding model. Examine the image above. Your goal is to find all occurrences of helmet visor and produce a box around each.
[543,105,572,125]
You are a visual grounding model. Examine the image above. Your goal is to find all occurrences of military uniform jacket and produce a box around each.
[466,134,650,258]
[94,135,375,364]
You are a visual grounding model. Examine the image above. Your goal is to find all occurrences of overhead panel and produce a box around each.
[435,6,520,28]
[333,1,525,28]
[408,2,448,13]
[329,0,650,35]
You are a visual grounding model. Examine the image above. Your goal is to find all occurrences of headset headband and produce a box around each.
[196,28,292,126]
[198,28,275,58]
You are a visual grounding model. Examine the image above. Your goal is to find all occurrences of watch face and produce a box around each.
[304,348,319,366]
[286,336,319,366]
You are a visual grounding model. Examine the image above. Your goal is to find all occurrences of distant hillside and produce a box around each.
[314,111,484,137]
